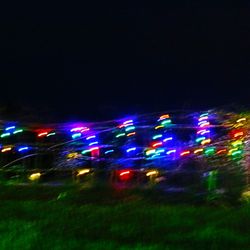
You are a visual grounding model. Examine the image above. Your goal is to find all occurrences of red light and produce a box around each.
[152,142,162,148]
[234,132,244,138]
[118,170,132,181]
[119,170,130,176]
[38,132,48,137]
[180,150,190,156]
[90,147,100,157]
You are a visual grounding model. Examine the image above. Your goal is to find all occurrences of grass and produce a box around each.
[0,184,249,249]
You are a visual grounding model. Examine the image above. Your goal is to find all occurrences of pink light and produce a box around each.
[81,128,90,133]
[200,122,210,127]
[198,116,208,122]
[123,120,133,125]
[89,147,99,152]
[152,142,162,148]
[197,129,206,134]
[70,127,85,132]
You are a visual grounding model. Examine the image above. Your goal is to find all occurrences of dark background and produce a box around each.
[0,3,249,122]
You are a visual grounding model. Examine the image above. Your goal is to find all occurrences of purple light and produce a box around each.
[123,120,133,125]
[163,137,173,142]
[86,135,96,140]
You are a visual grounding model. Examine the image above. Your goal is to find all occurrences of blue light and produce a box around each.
[5,126,16,131]
[126,147,136,153]
[18,146,29,152]
[89,141,98,146]
[104,149,114,155]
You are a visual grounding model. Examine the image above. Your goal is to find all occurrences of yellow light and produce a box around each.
[77,169,90,176]
[146,149,156,156]
[67,153,78,159]
[201,139,211,145]
[29,173,41,181]
[155,125,164,130]
[228,148,239,155]
[146,170,158,176]
[231,140,243,147]
[194,148,203,154]
[236,118,246,123]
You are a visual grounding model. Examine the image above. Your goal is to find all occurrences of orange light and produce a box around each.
[159,114,169,120]
[1,147,12,152]
[217,149,227,154]
[127,132,136,137]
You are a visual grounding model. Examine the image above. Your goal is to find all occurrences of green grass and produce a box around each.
[0,184,249,249]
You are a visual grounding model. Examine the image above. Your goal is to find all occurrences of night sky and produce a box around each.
[0,3,249,122]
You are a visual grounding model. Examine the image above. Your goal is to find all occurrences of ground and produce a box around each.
[0,184,249,250]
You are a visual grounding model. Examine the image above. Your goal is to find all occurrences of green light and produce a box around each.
[196,137,206,143]
[152,134,162,140]
[81,149,90,154]
[125,126,135,132]
[231,150,242,157]
[161,119,171,125]
[204,147,215,156]
[13,129,23,134]
[116,133,126,138]
[47,132,56,137]
[1,133,10,138]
